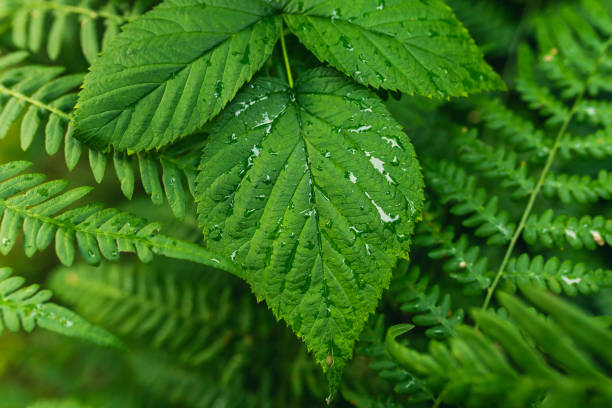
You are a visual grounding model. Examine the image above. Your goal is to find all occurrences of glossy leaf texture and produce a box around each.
[196,67,424,388]
[283,0,505,98]
[74,0,282,152]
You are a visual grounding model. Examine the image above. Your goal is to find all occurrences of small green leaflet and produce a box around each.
[196,68,424,389]
[36,303,125,349]
[74,0,282,152]
[0,267,123,349]
[283,0,505,97]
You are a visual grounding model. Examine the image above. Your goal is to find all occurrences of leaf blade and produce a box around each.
[283,0,505,97]
[74,0,282,152]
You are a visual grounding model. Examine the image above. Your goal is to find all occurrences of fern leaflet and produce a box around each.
[0,161,237,273]
[50,261,255,367]
[386,288,612,408]
[0,266,122,348]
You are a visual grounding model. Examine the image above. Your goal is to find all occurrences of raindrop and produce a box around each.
[214,80,224,98]
[331,8,341,22]
[364,192,399,224]
[227,133,238,144]
[382,136,401,149]
[348,125,372,133]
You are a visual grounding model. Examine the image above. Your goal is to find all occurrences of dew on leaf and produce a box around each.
[214,80,224,98]
[365,192,399,224]
[348,125,372,133]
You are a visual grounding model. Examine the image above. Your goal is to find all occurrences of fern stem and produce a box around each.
[482,40,612,311]
[482,105,576,310]
[280,25,294,88]
[0,84,72,120]
[23,1,128,23]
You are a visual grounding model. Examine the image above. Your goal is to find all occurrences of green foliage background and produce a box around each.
[0,0,611,407]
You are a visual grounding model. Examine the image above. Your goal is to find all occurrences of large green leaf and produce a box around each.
[196,67,424,388]
[283,0,505,97]
[74,0,282,152]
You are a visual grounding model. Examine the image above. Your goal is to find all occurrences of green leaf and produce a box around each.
[196,67,424,389]
[74,0,283,152]
[283,0,505,98]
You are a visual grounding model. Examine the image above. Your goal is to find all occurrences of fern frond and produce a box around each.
[454,129,535,199]
[523,210,611,250]
[0,161,236,273]
[576,100,612,127]
[50,261,249,366]
[129,351,260,408]
[425,161,516,245]
[355,316,432,402]
[445,0,516,56]
[0,266,122,348]
[534,3,612,96]
[4,0,135,63]
[0,52,79,150]
[516,45,571,125]
[89,137,203,220]
[463,0,612,312]
[415,212,492,291]
[475,97,550,159]
[391,267,464,340]
[543,170,612,204]
[502,254,612,296]
[559,129,612,159]
[386,288,612,408]
[120,135,203,220]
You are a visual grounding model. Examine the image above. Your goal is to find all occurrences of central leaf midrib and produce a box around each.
[292,88,353,352]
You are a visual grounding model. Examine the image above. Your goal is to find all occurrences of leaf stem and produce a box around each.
[482,40,612,312]
[280,25,294,88]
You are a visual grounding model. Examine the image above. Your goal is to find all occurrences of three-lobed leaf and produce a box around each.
[74,0,282,152]
[196,67,424,388]
[283,0,505,97]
